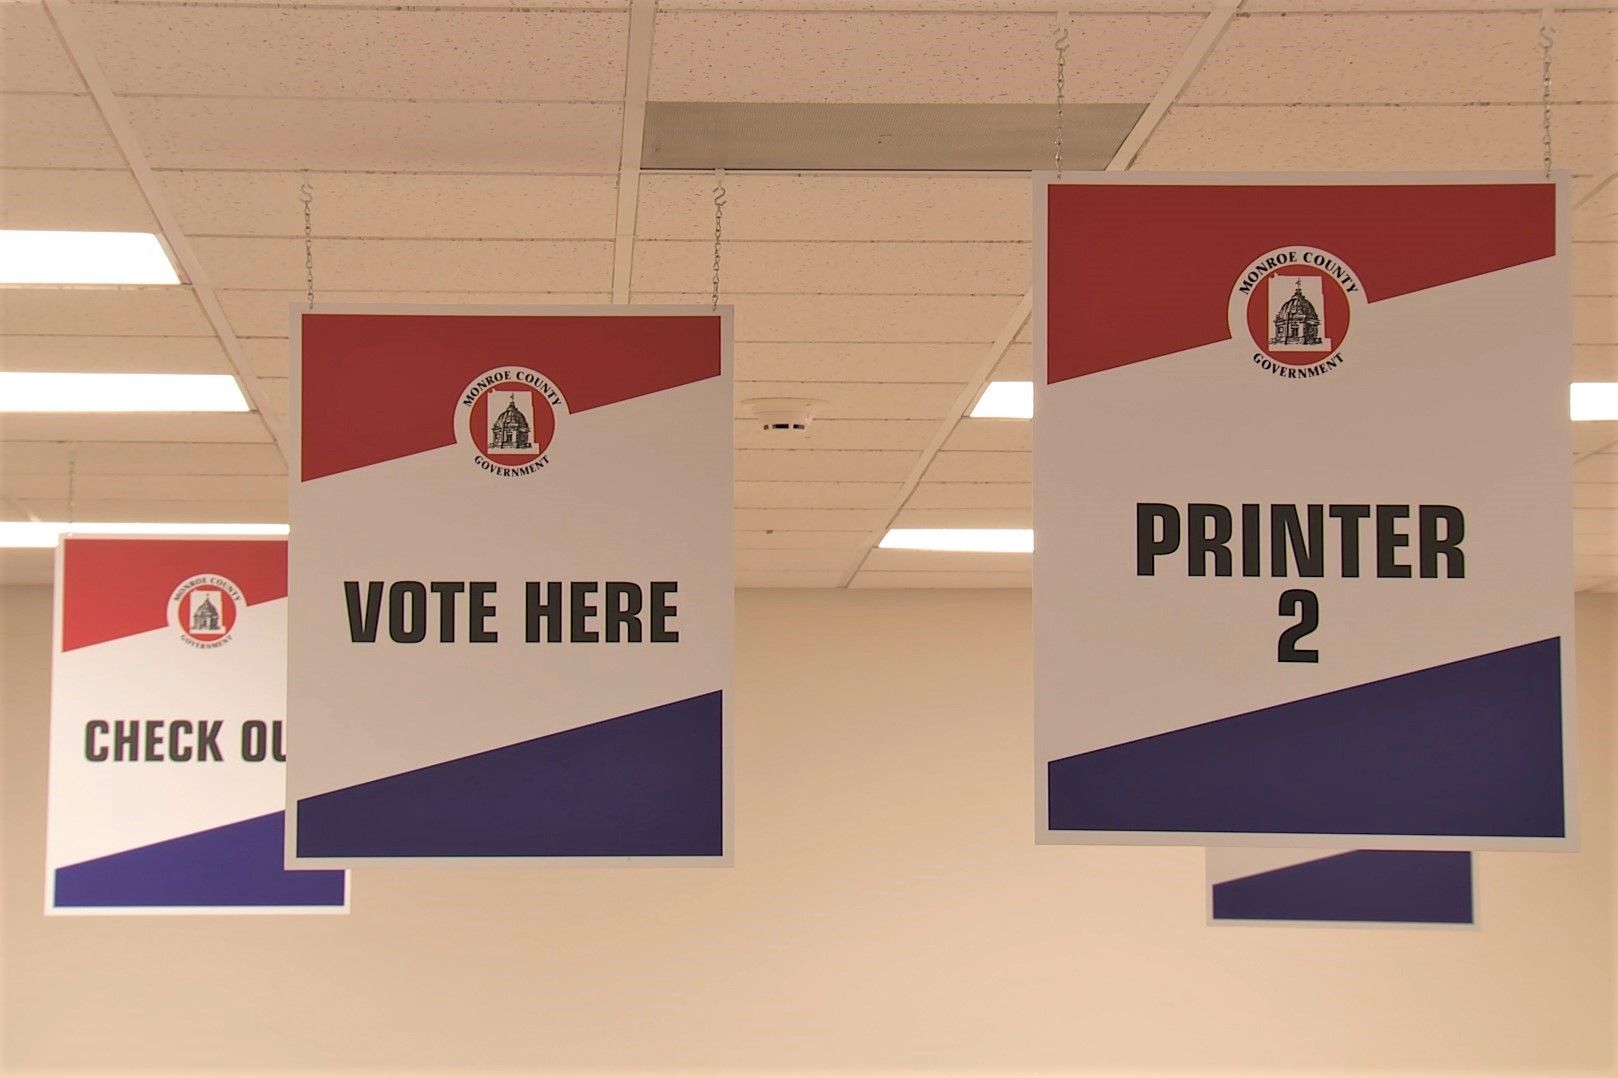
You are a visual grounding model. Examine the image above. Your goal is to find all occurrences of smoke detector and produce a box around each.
[742,397,822,433]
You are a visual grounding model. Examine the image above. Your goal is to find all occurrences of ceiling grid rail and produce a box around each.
[41,0,290,461]
[610,0,658,303]
[835,0,1244,588]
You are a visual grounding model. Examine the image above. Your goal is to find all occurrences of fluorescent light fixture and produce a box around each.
[0,522,289,549]
[1572,382,1618,422]
[880,528,1033,553]
[0,230,180,285]
[970,380,1033,419]
[0,372,248,413]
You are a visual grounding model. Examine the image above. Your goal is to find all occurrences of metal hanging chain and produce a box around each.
[711,168,726,312]
[1539,12,1555,179]
[300,173,315,309]
[1054,23,1070,176]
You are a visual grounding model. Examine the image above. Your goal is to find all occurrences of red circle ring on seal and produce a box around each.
[1227,246,1366,380]
[455,366,570,477]
[167,573,244,649]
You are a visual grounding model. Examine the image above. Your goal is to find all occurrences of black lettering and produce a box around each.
[388,581,427,643]
[344,580,383,643]
[1329,504,1370,577]
[1136,503,1180,576]
[525,581,563,643]
[605,582,644,643]
[113,720,138,762]
[270,720,286,763]
[469,582,498,642]
[85,720,109,762]
[650,582,679,642]
[242,720,267,762]
[1377,505,1412,578]
[1271,504,1324,578]
[197,721,223,762]
[570,582,600,643]
[1241,503,1261,577]
[429,581,465,642]
[143,720,165,762]
[169,720,193,762]
[1187,503,1233,577]
[1419,505,1466,579]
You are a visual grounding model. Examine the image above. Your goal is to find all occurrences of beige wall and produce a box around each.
[2,586,1613,1076]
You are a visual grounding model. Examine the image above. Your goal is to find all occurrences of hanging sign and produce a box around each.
[1035,173,1573,850]
[1208,849,1474,926]
[287,306,731,864]
[46,536,347,913]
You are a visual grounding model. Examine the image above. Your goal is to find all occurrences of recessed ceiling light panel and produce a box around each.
[0,372,247,413]
[0,522,290,549]
[1571,382,1618,422]
[879,528,1033,553]
[0,230,180,286]
[971,381,1033,419]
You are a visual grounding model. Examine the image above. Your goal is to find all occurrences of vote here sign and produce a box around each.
[46,536,346,913]
[287,306,731,865]
[1034,173,1574,851]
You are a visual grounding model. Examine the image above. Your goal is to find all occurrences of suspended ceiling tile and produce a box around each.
[735,449,915,482]
[735,342,991,383]
[862,548,1029,572]
[0,93,124,168]
[0,440,285,476]
[1574,421,1618,456]
[121,97,623,172]
[945,419,1031,452]
[993,343,1033,381]
[734,480,898,509]
[736,380,961,421]
[164,171,618,240]
[734,419,935,452]
[736,569,846,588]
[1135,104,1561,172]
[0,335,229,374]
[923,450,1030,483]
[1186,13,1540,105]
[905,482,1030,510]
[1574,483,1618,508]
[892,506,1030,528]
[636,175,1030,242]
[191,237,615,292]
[239,337,289,379]
[635,292,1022,343]
[0,549,52,584]
[258,378,288,417]
[0,168,155,231]
[1574,183,1618,242]
[1575,531,1618,556]
[1555,105,1618,175]
[1574,506,1618,533]
[1574,345,1617,381]
[0,288,210,336]
[736,548,856,572]
[217,291,611,338]
[633,239,1028,295]
[662,0,1215,10]
[82,6,627,101]
[8,498,287,524]
[0,472,288,504]
[1574,554,1618,578]
[650,11,1200,103]
[1574,454,1618,483]
[1574,243,1616,294]
[1553,12,1618,102]
[0,2,84,93]
[1575,297,1616,344]
[734,507,888,531]
[0,413,273,444]
[851,569,1030,589]
[734,529,869,550]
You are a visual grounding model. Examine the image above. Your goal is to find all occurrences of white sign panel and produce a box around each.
[46,536,347,914]
[287,306,731,864]
[1035,173,1574,851]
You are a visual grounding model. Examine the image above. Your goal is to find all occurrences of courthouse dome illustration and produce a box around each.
[190,594,221,632]
[1272,280,1324,347]
[490,394,533,450]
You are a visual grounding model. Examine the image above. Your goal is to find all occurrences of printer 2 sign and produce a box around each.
[288,306,731,865]
[1034,174,1574,850]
